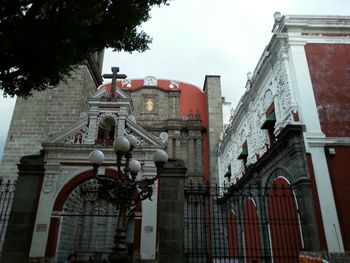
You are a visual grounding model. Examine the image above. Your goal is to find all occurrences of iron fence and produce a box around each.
[184,182,304,263]
[0,177,16,252]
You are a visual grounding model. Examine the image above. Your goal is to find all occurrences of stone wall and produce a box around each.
[0,66,97,179]
[203,76,223,183]
[158,159,187,263]
[128,88,205,182]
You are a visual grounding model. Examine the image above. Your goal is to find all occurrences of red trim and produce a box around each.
[306,154,328,250]
[301,32,350,37]
[45,217,61,257]
[265,102,275,116]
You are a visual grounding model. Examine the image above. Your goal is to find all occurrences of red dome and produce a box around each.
[100,78,207,126]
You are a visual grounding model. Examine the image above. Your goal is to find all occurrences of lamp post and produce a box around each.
[89,135,168,263]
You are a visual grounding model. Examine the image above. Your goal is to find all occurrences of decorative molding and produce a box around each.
[159,132,169,143]
[169,80,179,89]
[64,126,88,144]
[125,127,151,146]
[43,174,57,193]
[262,89,274,111]
[121,79,132,88]
[144,76,157,86]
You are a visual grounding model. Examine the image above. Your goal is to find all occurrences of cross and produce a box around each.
[102,67,127,98]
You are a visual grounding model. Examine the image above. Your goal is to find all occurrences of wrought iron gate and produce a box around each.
[0,177,16,252]
[184,182,304,263]
[56,178,136,263]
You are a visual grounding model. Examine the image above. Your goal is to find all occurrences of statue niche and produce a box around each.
[96,117,116,145]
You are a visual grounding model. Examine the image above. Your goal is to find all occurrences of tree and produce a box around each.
[0,0,170,97]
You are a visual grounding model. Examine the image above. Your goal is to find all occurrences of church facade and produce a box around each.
[0,49,224,262]
[218,14,350,257]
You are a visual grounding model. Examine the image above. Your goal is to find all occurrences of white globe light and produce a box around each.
[113,136,130,155]
[89,150,105,164]
[126,134,138,149]
[153,149,168,166]
[129,159,142,174]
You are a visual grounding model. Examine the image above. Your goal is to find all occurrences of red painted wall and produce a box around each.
[305,44,350,137]
[325,146,350,251]
[306,154,328,251]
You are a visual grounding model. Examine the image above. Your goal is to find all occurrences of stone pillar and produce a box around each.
[203,76,223,184]
[195,136,202,174]
[294,177,322,251]
[158,159,187,263]
[188,136,195,174]
[1,152,45,263]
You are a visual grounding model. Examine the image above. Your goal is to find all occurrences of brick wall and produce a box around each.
[0,66,97,179]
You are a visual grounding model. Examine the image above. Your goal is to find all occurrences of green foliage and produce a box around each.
[0,0,170,97]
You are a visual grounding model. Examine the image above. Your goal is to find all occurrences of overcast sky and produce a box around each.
[1,0,350,158]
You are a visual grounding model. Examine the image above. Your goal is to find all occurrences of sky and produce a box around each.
[1,0,350,158]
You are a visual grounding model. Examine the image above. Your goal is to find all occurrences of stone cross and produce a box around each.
[102,67,127,98]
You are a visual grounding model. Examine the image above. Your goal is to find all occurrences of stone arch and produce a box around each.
[45,169,142,259]
[263,166,294,188]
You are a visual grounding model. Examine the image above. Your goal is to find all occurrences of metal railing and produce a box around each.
[184,182,304,263]
[0,177,16,252]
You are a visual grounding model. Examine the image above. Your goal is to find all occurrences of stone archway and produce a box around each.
[45,169,142,262]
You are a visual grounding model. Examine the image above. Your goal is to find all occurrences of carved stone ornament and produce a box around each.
[262,89,274,112]
[274,61,291,116]
[121,79,132,88]
[42,174,57,193]
[64,126,88,144]
[169,80,179,89]
[125,127,151,146]
[144,76,157,86]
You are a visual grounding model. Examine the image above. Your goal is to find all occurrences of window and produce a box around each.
[237,141,248,171]
[261,103,276,145]
[224,164,232,182]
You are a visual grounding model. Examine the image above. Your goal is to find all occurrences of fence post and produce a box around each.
[158,159,187,263]
[1,151,45,263]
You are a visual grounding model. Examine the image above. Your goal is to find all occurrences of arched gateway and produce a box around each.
[46,171,142,262]
[29,87,166,262]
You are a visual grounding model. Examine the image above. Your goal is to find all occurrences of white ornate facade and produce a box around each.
[218,14,350,253]
[218,42,301,186]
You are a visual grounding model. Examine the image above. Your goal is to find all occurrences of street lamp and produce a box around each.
[89,135,168,263]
